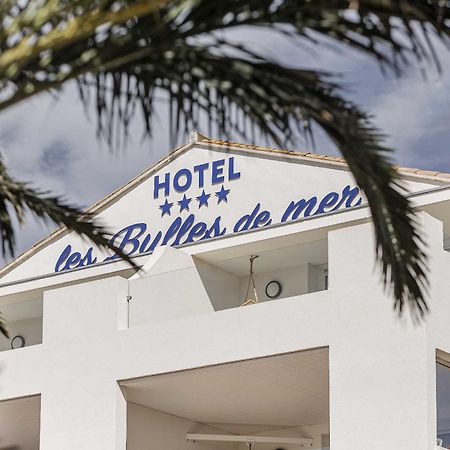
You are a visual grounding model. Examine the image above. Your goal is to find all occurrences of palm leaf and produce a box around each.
[0,158,145,338]
[0,313,8,339]
[0,157,139,273]
[0,0,449,320]
[82,46,428,317]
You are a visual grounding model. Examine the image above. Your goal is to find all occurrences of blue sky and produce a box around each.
[0,29,450,265]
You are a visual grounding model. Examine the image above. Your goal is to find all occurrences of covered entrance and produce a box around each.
[121,348,329,450]
[0,395,40,450]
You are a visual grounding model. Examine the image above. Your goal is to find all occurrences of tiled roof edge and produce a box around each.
[1,132,448,278]
[196,135,450,183]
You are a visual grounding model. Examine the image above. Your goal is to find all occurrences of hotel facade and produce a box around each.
[1,133,450,450]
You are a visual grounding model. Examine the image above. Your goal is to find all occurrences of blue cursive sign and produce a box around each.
[54,157,362,273]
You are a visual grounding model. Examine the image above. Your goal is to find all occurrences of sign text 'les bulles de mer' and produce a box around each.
[55,157,362,272]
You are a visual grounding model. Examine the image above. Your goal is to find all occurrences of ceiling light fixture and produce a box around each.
[186,433,313,447]
[241,255,259,307]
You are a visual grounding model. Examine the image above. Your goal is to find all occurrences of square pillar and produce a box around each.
[328,219,435,450]
[39,277,129,450]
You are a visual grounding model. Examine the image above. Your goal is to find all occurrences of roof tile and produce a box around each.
[415,169,440,177]
[198,135,450,182]
[1,133,449,278]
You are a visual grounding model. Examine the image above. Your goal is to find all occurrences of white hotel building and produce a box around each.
[2,133,450,450]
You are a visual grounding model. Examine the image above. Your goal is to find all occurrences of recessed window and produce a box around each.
[122,349,330,450]
[437,357,450,446]
[0,395,40,448]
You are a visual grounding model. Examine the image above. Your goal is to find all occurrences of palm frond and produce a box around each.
[81,45,428,318]
[0,313,8,338]
[0,157,139,270]
[0,0,449,318]
[2,1,450,110]
[315,105,428,317]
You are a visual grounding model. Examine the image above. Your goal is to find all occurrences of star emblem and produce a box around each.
[215,185,230,204]
[159,198,173,217]
[178,194,192,212]
[196,190,211,208]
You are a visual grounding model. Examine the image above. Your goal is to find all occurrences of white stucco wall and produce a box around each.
[127,403,238,450]
[127,402,330,450]
[0,141,449,450]
[0,143,439,285]
[0,211,447,450]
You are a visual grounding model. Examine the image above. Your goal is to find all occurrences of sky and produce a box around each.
[1,27,450,265]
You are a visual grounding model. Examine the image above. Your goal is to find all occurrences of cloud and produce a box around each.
[39,140,72,176]
[0,82,171,262]
[363,39,450,172]
[1,84,171,204]
[1,31,450,266]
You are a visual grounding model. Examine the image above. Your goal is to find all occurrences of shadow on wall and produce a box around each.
[126,243,328,328]
[0,297,43,352]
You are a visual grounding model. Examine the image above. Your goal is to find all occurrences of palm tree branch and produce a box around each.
[0,0,171,79]
[0,0,446,320]
[2,0,450,110]
[73,44,427,317]
[0,159,140,271]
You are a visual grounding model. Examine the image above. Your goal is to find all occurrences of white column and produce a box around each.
[328,217,434,450]
[39,276,129,450]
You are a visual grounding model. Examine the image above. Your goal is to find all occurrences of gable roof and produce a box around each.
[198,134,450,181]
[1,131,449,278]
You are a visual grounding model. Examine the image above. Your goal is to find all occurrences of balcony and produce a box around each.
[125,235,328,328]
[0,297,43,352]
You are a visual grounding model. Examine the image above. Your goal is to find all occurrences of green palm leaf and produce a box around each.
[0,0,448,337]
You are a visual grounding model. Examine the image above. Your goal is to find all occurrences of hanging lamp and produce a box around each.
[241,255,259,307]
